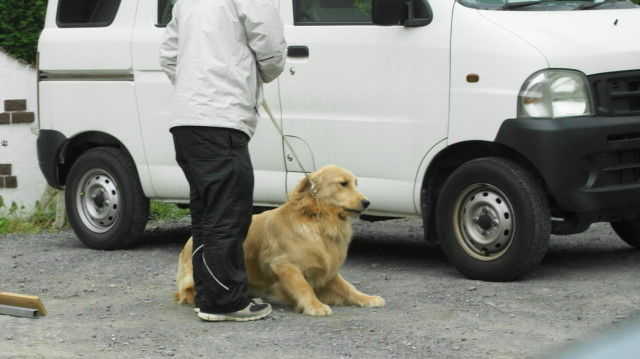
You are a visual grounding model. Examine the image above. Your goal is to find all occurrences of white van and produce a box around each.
[37,0,640,281]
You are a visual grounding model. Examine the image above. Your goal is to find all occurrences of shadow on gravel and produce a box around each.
[124,219,640,281]
[350,236,442,257]
[348,235,447,271]
[541,246,638,270]
[136,220,192,249]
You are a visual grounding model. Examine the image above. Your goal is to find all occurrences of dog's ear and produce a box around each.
[294,175,311,194]
[290,172,322,205]
[294,171,322,194]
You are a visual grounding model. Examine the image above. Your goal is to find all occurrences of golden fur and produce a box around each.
[174,165,385,316]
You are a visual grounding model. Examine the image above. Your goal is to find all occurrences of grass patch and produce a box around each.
[149,201,190,221]
[0,199,60,235]
[0,198,189,235]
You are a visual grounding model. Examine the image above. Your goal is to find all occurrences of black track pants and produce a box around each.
[171,126,253,313]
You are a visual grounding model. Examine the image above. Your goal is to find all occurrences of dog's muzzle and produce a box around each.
[345,199,370,215]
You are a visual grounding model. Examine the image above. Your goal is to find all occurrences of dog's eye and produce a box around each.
[340,181,349,187]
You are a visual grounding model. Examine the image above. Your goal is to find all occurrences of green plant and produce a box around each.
[0,200,60,234]
[149,201,190,222]
[0,0,47,64]
[0,217,8,232]
[0,200,189,235]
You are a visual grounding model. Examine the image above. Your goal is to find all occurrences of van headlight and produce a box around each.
[518,70,594,119]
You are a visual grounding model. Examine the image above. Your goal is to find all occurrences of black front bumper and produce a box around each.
[36,129,68,190]
[496,115,640,218]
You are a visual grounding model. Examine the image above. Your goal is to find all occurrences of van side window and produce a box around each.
[158,0,176,26]
[57,0,121,28]
[294,0,372,24]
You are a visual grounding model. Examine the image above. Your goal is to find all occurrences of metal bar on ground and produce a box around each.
[0,304,40,318]
[0,292,47,315]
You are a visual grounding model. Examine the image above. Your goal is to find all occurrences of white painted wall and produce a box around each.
[0,48,47,214]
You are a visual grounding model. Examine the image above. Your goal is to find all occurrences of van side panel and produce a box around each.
[38,1,138,71]
[448,4,547,145]
[38,0,154,197]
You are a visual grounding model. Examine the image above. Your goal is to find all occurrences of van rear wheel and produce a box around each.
[436,157,550,281]
[65,147,149,249]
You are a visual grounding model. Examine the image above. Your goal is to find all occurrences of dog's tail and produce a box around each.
[174,287,196,305]
[174,265,196,305]
[175,241,196,306]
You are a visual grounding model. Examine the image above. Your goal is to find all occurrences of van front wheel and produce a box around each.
[65,147,149,250]
[436,157,550,281]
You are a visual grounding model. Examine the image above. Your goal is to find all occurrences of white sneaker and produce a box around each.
[194,298,264,313]
[197,301,272,322]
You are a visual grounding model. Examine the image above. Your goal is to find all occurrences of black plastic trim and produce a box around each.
[589,70,640,117]
[495,115,640,216]
[39,71,134,82]
[37,129,69,189]
[287,46,309,58]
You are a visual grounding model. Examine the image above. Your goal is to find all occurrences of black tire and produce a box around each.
[610,219,640,249]
[436,157,550,281]
[65,147,149,249]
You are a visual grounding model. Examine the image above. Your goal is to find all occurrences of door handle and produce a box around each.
[287,46,309,58]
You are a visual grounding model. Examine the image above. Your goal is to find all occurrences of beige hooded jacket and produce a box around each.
[159,0,287,137]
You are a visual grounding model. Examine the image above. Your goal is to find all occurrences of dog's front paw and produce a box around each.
[358,295,386,308]
[302,301,333,317]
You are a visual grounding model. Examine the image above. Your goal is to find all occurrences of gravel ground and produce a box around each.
[1,218,640,359]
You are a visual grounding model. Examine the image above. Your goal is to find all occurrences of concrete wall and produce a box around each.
[0,47,46,214]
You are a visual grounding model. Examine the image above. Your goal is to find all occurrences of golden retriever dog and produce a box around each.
[174,165,386,316]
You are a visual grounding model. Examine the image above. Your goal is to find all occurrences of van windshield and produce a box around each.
[459,0,638,10]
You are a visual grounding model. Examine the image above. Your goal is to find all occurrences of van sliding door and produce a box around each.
[277,0,452,216]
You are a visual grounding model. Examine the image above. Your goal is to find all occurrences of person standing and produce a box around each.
[159,0,286,322]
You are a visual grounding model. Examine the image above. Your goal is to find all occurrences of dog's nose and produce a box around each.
[361,199,370,209]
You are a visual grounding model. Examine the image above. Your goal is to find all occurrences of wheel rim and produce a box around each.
[75,169,120,233]
[452,183,515,261]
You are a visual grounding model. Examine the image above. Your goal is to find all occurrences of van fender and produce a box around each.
[36,129,68,189]
[413,139,448,242]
